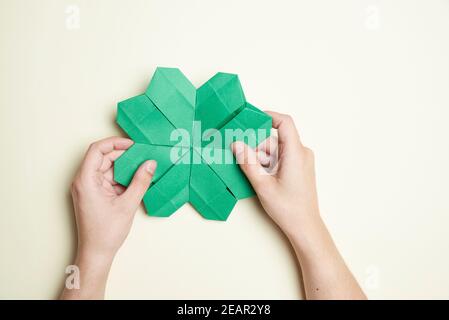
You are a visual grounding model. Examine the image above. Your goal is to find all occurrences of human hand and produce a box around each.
[232,112,366,299]
[62,137,156,299]
[231,111,319,237]
[71,137,157,261]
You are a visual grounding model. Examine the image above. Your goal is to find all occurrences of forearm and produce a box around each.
[60,251,113,300]
[285,216,366,300]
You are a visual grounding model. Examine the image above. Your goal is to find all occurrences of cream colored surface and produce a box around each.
[1,0,448,299]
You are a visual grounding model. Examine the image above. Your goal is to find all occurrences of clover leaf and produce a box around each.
[114,67,271,221]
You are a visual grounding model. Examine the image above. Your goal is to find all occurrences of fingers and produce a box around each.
[119,160,157,207]
[82,137,133,173]
[100,150,126,172]
[231,141,275,192]
[113,184,126,195]
[257,136,278,156]
[257,151,271,167]
[92,137,134,154]
[103,167,118,185]
[265,111,302,148]
[256,136,278,167]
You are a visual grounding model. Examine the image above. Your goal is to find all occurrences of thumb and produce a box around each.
[120,160,157,207]
[231,141,274,192]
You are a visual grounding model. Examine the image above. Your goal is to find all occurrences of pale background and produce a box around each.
[1,0,448,299]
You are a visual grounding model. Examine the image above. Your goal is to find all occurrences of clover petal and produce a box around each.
[199,103,271,200]
[117,94,178,146]
[114,67,272,221]
[195,72,245,135]
[189,150,237,221]
[199,146,254,200]
[114,143,189,187]
[146,67,196,134]
[143,151,190,217]
[203,102,272,149]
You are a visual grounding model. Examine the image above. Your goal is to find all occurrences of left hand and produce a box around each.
[71,137,157,261]
[61,137,156,299]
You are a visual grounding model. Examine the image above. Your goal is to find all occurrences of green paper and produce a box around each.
[190,149,237,221]
[114,67,272,221]
[199,146,255,200]
[203,102,272,149]
[143,151,190,217]
[114,143,189,186]
[117,94,179,146]
[195,72,246,136]
[146,67,196,135]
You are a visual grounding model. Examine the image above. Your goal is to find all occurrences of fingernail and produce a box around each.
[146,160,157,174]
[232,141,245,155]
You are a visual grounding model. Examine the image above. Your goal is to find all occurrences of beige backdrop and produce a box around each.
[1,0,449,299]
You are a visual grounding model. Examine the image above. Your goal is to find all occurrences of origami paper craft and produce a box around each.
[114,67,272,221]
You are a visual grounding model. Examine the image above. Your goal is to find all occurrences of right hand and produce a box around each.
[231,111,320,236]
[233,112,367,300]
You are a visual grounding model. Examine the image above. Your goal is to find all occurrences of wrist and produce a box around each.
[76,247,115,269]
[280,213,326,249]
[283,214,337,262]
[61,247,114,299]
[278,209,322,238]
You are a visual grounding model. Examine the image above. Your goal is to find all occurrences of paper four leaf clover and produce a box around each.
[114,67,272,221]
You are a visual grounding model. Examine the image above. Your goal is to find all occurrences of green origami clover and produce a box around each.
[114,67,272,221]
